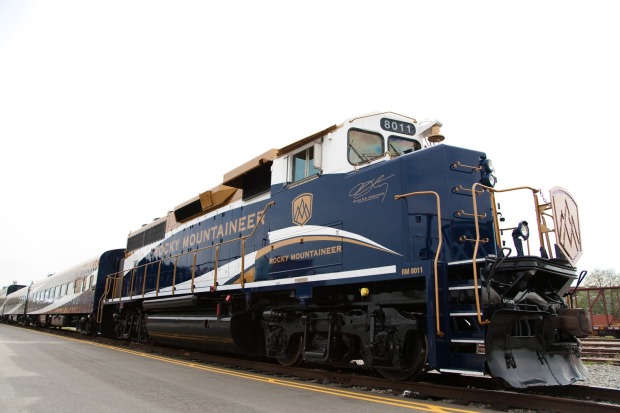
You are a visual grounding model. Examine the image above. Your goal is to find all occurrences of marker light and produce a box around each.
[360,288,370,297]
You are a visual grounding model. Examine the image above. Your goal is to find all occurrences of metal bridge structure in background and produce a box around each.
[573,286,620,337]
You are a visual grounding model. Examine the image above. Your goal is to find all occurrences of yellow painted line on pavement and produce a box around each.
[27,328,481,413]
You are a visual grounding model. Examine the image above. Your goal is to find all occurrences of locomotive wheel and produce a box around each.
[377,331,427,381]
[276,334,304,367]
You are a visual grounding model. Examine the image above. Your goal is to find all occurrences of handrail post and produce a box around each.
[129,268,135,300]
[142,263,148,298]
[470,183,491,326]
[213,246,219,291]
[241,239,246,288]
[172,257,178,295]
[489,191,502,252]
[191,252,197,293]
[97,276,111,324]
[118,273,123,304]
[113,275,119,300]
[532,191,546,258]
[156,261,162,297]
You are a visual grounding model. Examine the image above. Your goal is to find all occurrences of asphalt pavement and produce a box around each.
[0,324,494,413]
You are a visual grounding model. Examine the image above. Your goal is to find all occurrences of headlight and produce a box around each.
[481,173,497,187]
[513,220,529,240]
[480,158,494,174]
[511,220,529,257]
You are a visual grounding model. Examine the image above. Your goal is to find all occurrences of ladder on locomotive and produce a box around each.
[395,189,487,372]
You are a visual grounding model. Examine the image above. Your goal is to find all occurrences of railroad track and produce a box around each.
[582,337,620,366]
[10,325,620,413]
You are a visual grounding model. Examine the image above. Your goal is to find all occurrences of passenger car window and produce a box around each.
[348,129,384,165]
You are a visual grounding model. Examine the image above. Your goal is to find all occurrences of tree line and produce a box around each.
[573,268,620,320]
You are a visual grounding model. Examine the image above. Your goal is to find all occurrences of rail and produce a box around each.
[394,191,444,337]
[96,201,275,323]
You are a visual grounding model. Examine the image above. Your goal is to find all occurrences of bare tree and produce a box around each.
[583,268,620,288]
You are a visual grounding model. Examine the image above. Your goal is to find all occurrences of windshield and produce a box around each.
[347,129,384,165]
[387,136,421,157]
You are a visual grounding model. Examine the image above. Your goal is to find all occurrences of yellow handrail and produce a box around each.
[142,263,148,298]
[468,183,491,325]
[96,274,124,323]
[129,268,135,300]
[467,184,548,326]
[394,191,444,337]
[98,201,275,308]
[213,245,219,291]
[191,252,197,293]
[155,261,162,297]
[171,257,178,295]
[96,277,111,324]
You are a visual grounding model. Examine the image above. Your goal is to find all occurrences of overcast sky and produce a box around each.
[1,1,618,288]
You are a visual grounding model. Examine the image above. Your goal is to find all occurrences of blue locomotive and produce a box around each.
[3,112,590,388]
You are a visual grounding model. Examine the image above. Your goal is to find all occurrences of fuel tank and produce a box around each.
[146,312,237,353]
[145,310,264,356]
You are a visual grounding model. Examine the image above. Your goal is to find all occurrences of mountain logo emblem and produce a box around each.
[292,193,313,226]
[550,186,582,266]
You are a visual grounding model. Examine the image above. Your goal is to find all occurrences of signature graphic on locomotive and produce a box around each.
[292,193,313,226]
[349,174,394,204]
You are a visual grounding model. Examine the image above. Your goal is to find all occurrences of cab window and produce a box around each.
[292,146,320,182]
[387,136,421,157]
[348,129,384,165]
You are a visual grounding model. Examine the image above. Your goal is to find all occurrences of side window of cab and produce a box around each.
[292,146,321,182]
